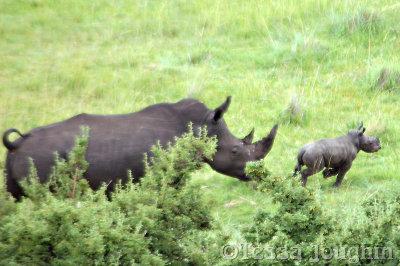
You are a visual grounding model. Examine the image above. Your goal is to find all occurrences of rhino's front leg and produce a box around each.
[332,164,352,187]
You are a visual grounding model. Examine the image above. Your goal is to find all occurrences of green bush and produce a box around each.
[0,125,225,265]
[334,193,399,265]
[0,184,16,221]
[0,193,161,265]
[19,127,91,203]
[241,161,399,265]
[242,161,335,265]
[112,125,224,264]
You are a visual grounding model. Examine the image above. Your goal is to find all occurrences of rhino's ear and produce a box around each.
[356,121,363,131]
[359,127,366,136]
[242,128,255,145]
[213,96,231,122]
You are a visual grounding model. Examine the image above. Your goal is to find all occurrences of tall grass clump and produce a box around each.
[278,94,307,126]
[345,10,381,35]
[330,9,382,37]
[373,68,400,93]
[0,125,227,265]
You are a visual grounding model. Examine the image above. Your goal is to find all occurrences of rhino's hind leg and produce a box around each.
[300,157,325,186]
[293,162,302,177]
[322,168,339,179]
[300,168,313,186]
[6,174,25,200]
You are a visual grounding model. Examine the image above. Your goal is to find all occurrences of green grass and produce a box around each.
[1,0,400,247]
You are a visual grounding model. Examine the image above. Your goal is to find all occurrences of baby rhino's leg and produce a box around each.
[332,164,352,187]
[300,168,313,186]
[301,156,325,186]
[293,162,302,177]
[322,168,339,179]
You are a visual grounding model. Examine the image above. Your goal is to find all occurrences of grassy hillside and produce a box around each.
[1,0,400,245]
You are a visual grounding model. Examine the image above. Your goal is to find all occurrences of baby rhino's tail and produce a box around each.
[293,148,305,177]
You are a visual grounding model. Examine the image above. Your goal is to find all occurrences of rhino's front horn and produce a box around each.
[242,128,255,145]
[254,124,278,159]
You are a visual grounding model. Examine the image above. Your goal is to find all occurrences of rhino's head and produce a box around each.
[203,96,278,181]
[349,121,381,153]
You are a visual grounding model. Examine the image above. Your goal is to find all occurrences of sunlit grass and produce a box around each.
[1,0,400,241]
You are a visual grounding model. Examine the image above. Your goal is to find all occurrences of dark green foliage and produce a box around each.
[0,128,161,265]
[0,194,162,265]
[19,126,90,202]
[0,125,224,265]
[242,160,335,265]
[112,125,222,264]
[242,161,399,265]
[335,194,400,265]
[0,183,16,221]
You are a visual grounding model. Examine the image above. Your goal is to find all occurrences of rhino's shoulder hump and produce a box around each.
[173,98,208,112]
[176,98,203,104]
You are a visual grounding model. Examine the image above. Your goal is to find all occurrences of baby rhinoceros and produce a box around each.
[293,122,381,187]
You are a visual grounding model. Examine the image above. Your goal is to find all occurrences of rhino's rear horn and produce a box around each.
[213,96,231,122]
[242,128,255,144]
[254,124,278,159]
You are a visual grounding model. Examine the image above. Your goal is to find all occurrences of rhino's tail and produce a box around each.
[2,128,29,151]
[293,148,305,177]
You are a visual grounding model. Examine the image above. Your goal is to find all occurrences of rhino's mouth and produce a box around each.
[238,175,252,181]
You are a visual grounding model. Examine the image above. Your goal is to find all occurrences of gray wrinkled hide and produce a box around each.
[293,122,381,187]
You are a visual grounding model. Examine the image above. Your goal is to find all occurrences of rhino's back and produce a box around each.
[301,136,356,168]
[7,100,208,189]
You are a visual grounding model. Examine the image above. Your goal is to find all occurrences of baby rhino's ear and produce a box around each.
[359,127,366,136]
[356,121,363,131]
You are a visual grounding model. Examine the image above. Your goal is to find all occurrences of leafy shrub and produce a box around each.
[241,161,335,265]
[0,125,225,265]
[0,193,162,265]
[0,184,16,221]
[0,127,162,265]
[335,193,400,265]
[241,161,399,265]
[19,127,91,203]
[112,125,224,264]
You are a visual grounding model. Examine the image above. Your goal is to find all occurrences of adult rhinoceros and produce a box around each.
[3,96,278,198]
